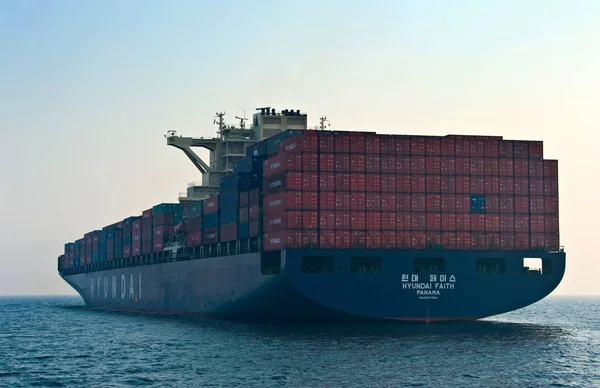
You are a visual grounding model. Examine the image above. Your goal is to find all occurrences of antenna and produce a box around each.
[236,106,248,130]
[319,116,330,130]
[215,111,226,136]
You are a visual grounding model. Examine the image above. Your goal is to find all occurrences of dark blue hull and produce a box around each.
[62,249,565,323]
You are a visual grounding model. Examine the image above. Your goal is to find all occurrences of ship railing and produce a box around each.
[187,181,204,188]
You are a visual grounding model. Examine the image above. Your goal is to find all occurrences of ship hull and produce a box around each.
[62,249,566,323]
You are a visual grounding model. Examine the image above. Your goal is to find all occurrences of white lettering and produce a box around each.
[112,276,117,298]
[268,199,282,207]
[411,274,419,282]
[139,273,142,300]
[285,143,297,151]
[401,274,409,282]
[270,161,281,170]
[121,275,126,299]
[270,218,282,225]
[439,274,447,282]
[430,274,437,282]
[270,237,281,244]
[450,275,456,282]
[96,277,101,299]
[129,274,134,299]
[402,273,457,300]
[90,278,95,298]
[104,277,108,298]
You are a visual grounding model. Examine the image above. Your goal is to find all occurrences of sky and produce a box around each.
[0,0,599,296]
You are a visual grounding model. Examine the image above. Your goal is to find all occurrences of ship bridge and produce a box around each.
[166,107,308,201]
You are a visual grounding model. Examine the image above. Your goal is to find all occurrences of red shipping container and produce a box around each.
[263,231,288,251]
[335,192,352,210]
[263,154,286,178]
[411,213,427,230]
[263,211,291,232]
[249,220,260,238]
[350,133,366,153]
[441,157,456,175]
[302,153,319,171]
[456,213,471,231]
[529,141,543,159]
[514,177,529,195]
[529,178,544,195]
[484,177,500,195]
[529,159,543,177]
[514,159,528,177]
[484,140,499,157]
[441,137,456,156]
[396,212,411,230]
[485,214,500,232]
[411,137,426,155]
[456,232,471,249]
[351,231,367,248]
[381,231,396,249]
[334,211,351,229]
[303,211,319,229]
[335,133,351,153]
[397,231,411,248]
[335,230,351,249]
[186,231,202,247]
[320,154,335,171]
[396,156,411,173]
[514,141,529,158]
[351,193,366,211]
[499,140,514,158]
[320,192,335,210]
[486,233,501,249]
[303,192,319,209]
[470,158,485,175]
[486,195,500,212]
[500,215,515,232]
[367,174,382,191]
[427,231,442,247]
[291,230,318,249]
[546,233,559,250]
[411,194,426,211]
[456,176,470,194]
[499,196,515,213]
[239,207,249,223]
[351,212,366,230]
[544,160,558,178]
[379,174,394,192]
[220,223,237,242]
[426,157,441,175]
[203,195,219,214]
[396,136,412,155]
[380,136,396,155]
[426,137,441,155]
[264,173,293,195]
[397,194,411,211]
[515,196,529,213]
[470,139,485,157]
[456,195,470,212]
[427,213,441,230]
[239,192,249,208]
[499,177,514,194]
[544,178,558,196]
[545,197,559,214]
[203,228,218,245]
[515,215,530,232]
[318,133,335,151]
[366,134,381,154]
[132,234,141,256]
[545,215,559,233]
[455,157,469,175]
[471,177,485,194]
[426,194,441,211]
[442,213,456,231]
[411,175,427,193]
[366,211,382,230]
[366,155,382,173]
[351,173,367,192]
[249,188,260,206]
[366,231,382,248]
[531,215,545,233]
[441,176,456,193]
[381,155,396,173]
[396,174,411,192]
[123,245,131,258]
[319,172,335,191]
[320,211,335,229]
[471,232,486,250]
[441,194,456,212]
[531,233,546,249]
[484,158,499,175]
[249,204,260,220]
[412,231,427,249]
[350,154,366,172]
[382,211,397,229]
[335,154,351,172]
[515,233,530,250]
[500,233,515,250]
[303,172,319,191]
[442,232,457,249]
[153,225,173,252]
[319,230,336,249]
[529,196,544,214]
[471,214,486,232]
[411,156,426,174]
[280,135,317,154]
[499,159,514,176]
[381,194,397,212]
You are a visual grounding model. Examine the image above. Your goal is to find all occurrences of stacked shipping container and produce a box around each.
[262,131,560,251]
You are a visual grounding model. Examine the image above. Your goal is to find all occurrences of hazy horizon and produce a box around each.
[1,0,599,296]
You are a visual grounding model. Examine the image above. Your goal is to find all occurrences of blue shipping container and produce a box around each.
[99,252,106,262]
[238,223,249,239]
[99,241,106,254]
[470,194,486,213]
[174,211,183,224]
[220,207,238,225]
[92,253,99,263]
[187,202,203,218]
[234,156,264,174]
[99,230,107,242]
[266,129,304,155]
[219,173,261,193]
[203,212,219,229]
[220,190,239,209]
[153,203,178,215]
[114,249,123,260]
[246,140,267,158]
[123,235,132,246]
[74,240,81,250]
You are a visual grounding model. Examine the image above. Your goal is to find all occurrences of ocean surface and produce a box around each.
[0,295,598,387]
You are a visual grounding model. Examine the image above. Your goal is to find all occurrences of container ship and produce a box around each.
[57,107,565,323]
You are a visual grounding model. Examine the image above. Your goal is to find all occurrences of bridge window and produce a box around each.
[301,256,334,274]
[261,251,281,275]
[413,257,445,273]
[351,256,381,273]
[476,258,505,275]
